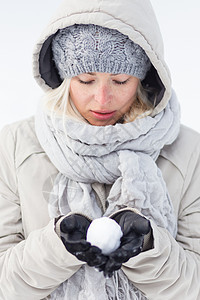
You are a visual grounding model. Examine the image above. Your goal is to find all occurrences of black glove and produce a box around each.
[60,214,108,268]
[102,211,151,277]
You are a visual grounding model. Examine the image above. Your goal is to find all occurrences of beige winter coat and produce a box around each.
[0,0,200,299]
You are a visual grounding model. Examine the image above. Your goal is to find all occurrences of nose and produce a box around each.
[94,84,112,105]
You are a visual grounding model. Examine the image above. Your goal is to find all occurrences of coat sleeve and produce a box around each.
[0,125,84,300]
[122,138,200,300]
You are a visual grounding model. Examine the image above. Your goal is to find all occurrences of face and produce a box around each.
[69,72,139,126]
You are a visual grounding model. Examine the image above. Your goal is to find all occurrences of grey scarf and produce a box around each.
[35,91,180,300]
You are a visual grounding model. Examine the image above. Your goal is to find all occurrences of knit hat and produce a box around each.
[52,24,151,80]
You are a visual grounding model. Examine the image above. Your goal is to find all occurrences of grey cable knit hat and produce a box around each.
[52,24,151,80]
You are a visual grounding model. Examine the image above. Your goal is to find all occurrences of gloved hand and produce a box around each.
[101,211,151,277]
[60,214,108,268]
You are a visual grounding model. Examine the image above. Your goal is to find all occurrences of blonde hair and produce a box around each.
[42,78,154,123]
[123,81,154,123]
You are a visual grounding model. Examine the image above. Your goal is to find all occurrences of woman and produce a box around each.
[0,0,200,299]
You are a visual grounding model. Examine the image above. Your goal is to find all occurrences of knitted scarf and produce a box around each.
[35,91,180,300]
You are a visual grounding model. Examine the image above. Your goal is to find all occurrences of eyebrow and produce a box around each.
[87,72,121,76]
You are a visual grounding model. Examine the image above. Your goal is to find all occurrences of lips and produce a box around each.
[90,110,116,120]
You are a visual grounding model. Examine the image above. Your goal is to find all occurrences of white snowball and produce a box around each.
[86,217,123,255]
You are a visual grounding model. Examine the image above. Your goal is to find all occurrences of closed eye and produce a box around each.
[78,79,94,85]
[113,79,130,85]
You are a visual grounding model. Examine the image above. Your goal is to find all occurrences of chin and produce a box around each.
[87,116,124,126]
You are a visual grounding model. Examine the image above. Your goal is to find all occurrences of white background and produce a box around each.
[0,0,200,132]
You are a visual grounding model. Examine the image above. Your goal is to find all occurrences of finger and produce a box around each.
[121,244,143,259]
[104,258,122,277]
[119,212,150,236]
[133,217,151,235]
[109,236,144,263]
[130,246,143,257]
[109,249,129,263]
[121,235,144,251]
[96,263,107,272]
[88,246,102,255]
[103,270,114,278]
[125,214,150,235]
[86,247,108,267]
[60,215,77,233]
[74,250,103,265]
[62,237,91,252]
[78,239,92,250]
[75,252,88,262]
[87,255,107,267]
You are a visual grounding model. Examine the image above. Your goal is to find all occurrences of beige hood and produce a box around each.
[32,0,172,115]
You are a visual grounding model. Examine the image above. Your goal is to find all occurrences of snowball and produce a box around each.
[86,217,123,255]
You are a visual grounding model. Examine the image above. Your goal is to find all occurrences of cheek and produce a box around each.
[70,82,91,100]
[69,83,79,101]
[119,88,137,106]
[128,84,138,97]
[70,84,84,107]
[128,85,138,102]
[70,86,92,115]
